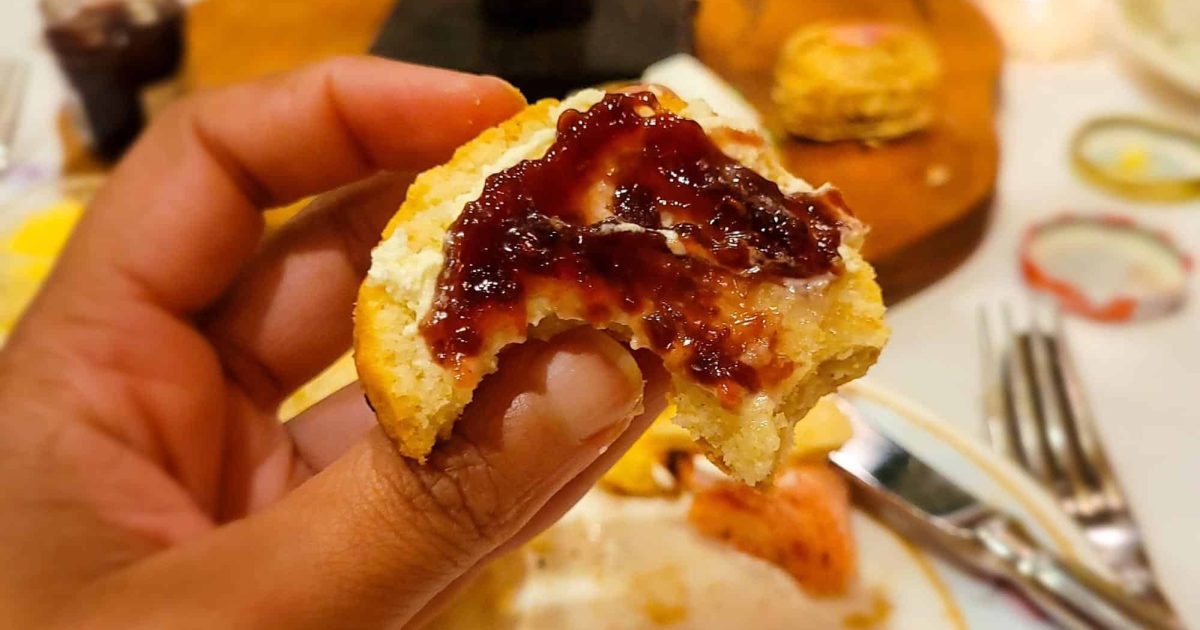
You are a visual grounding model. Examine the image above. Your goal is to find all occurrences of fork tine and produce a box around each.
[1027,300,1096,516]
[1048,309,1128,515]
[1001,303,1055,484]
[982,302,1168,602]
[979,305,1019,459]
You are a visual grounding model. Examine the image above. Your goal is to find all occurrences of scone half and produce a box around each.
[354,86,888,485]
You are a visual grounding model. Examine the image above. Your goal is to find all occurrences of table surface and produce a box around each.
[2,2,1198,627]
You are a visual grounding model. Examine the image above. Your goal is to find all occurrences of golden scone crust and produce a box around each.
[354,88,888,484]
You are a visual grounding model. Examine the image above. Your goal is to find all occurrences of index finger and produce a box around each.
[42,57,523,315]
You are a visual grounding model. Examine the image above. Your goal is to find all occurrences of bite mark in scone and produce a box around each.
[354,87,888,485]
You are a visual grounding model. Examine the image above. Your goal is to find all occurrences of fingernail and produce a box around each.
[542,329,643,444]
[479,74,524,96]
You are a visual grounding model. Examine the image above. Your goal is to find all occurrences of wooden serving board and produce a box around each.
[696,0,1003,301]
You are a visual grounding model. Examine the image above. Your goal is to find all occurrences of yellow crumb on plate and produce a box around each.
[631,566,690,625]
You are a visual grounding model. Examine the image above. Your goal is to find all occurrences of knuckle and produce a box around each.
[368,438,509,567]
[417,440,508,542]
[429,440,507,536]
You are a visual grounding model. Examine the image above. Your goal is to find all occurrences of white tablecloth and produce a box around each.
[2,2,1198,626]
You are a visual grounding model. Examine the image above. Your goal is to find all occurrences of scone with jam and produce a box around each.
[354,87,888,485]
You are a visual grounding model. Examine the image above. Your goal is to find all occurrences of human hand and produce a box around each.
[0,57,662,629]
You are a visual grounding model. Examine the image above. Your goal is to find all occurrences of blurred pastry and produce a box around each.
[772,23,941,142]
[354,86,887,485]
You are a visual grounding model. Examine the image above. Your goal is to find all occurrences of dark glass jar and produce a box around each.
[41,0,185,161]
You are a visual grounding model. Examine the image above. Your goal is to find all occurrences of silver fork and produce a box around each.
[978,300,1174,609]
[0,58,31,175]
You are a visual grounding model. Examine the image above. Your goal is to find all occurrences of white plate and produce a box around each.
[432,380,1108,629]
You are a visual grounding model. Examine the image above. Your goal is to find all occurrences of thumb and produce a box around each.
[82,328,647,629]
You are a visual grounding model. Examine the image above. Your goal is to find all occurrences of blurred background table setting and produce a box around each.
[1,0,1198,628]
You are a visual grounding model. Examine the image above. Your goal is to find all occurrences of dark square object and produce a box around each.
[371,0,695,100]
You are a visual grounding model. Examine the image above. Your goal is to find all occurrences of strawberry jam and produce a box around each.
[421,91,849,400]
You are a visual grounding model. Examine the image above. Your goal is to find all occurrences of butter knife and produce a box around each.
[829,409,1182,630]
